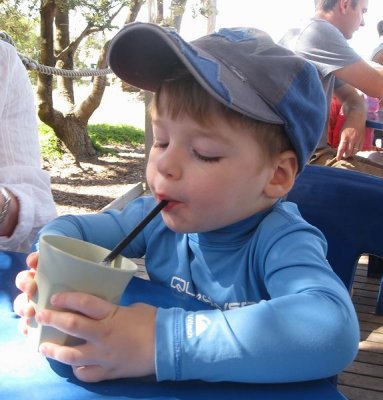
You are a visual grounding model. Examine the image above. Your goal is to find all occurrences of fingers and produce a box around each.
[73,365,110,383]
[38,340,118,382]
[36,309,97,342]
[337,139,361,160]
[17,313,30,336]
[50,292,116,320]
[350,142,361,154]
[35,302,157,382]
[36,293,118,342]
[39,341,98,367]
[15,252,38,297]
[14,253,39,335]
[336,140,348,160]
[15,269,37,294]
[26,252,39,268]
[13,292,36,318]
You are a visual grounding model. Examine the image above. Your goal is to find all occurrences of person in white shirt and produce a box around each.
[0,38,57,252]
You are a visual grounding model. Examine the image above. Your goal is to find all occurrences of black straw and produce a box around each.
[102,199,168,265]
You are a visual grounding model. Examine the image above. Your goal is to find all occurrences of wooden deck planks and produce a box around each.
[338,257,383,400]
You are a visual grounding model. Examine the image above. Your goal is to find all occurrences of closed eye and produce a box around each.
[193,150,221,163]
[153,141,168,149]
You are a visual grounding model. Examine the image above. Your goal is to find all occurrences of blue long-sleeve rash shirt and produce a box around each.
[37,196,360,383]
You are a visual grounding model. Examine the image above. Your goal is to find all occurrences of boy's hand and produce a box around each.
[13,252,39,335]
[35,293,157,382]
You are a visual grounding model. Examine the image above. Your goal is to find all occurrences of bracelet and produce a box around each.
[0,187,11,225]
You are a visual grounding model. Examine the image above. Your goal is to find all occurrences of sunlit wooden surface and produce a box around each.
[338,256,383,400]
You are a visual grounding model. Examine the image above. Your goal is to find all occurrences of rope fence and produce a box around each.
[0,31,113,78]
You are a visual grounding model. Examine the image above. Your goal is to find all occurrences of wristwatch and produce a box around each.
[0,187,11,225]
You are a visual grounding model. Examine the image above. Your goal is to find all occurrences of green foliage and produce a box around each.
[88,124,144,146]
[0,4,39,58]
[88,123,145,155]
[38,123,145,160]
[39,124,64,160]
[0,2,40,85]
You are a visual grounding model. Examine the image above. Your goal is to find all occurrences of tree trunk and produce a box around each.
[37,0,97,162]
[37,0,56,124]
[36,0,195,163]
[170,0,187,32]
[206,0,217,33]
[124,0,145,24]
[55,5,75,105]
[54,114,97,160]
[36,0,146,163]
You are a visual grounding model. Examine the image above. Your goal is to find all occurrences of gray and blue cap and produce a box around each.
[108,22,326,172]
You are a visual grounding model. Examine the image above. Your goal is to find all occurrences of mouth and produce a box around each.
[157,195,179,211]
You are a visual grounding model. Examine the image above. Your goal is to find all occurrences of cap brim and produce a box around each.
[107,23,283,125]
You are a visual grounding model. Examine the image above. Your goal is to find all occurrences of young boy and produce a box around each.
[14,22,359,384]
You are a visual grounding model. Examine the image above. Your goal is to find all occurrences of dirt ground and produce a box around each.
[44,143,146,216]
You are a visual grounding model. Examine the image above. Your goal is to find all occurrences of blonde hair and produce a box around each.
[150,69,293,162]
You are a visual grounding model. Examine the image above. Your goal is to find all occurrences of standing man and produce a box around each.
[280,0,383,176]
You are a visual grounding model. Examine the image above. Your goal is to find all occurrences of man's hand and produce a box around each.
[334,84,367,160]
[336,125,365,160]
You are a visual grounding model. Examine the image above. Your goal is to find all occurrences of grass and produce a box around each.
[39,124,63,159]
[39,123,145,160]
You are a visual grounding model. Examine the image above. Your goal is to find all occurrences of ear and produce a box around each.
[339,0,350,13]
[264,151,298,198]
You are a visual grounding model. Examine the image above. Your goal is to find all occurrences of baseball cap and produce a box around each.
[108,22,326,171]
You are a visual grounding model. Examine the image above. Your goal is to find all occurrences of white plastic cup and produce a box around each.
[29,235,137,349]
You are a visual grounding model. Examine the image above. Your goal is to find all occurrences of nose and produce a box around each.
[360,15,365,27]
[156,146,183,180]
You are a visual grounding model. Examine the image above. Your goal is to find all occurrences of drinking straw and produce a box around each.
[102,199,168,265]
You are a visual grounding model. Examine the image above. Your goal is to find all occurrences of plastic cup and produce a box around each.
[29,235,137,349]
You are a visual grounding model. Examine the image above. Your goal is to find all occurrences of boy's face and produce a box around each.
[146,110,279,233]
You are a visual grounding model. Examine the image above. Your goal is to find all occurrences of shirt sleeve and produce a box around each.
[0,41,57,252]
[294,20,362,77]
[155,224,359,383]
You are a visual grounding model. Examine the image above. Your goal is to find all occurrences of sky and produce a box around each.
[80,0,382,62]
[174,0,382,61]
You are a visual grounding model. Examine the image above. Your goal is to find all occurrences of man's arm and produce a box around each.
[334,83,367,159]
[335,59,383,98]
[372,49,383,66]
